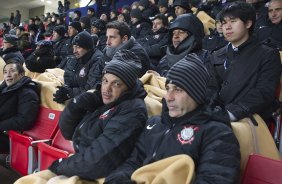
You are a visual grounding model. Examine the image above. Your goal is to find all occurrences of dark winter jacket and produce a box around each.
[209,37,281,120]
[202,31,228,51]
[131,20,152,40]
[138,27,168,67]
[0,76,40,131]
[53,37,68,65]
[64,48,103,96]
[93,37,150,84]
[256,21,282,50]
[54,80,148,180]
[25,46,56,73]
[105,104,241,184]
[96,31,107,51]
[0,47,25,64]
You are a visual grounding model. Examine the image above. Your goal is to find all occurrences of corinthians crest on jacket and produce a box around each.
[177,125,199,145]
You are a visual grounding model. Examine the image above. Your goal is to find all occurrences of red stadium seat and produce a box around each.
[37,129,75,171]
[242,154,282,184]
[8,107,61,175]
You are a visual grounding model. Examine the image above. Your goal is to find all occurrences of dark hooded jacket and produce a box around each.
[105,103,240,184]
[64,48,103,96]
[131,19,152,40]
[0,46,25,64]
[157,13,208,76]
[53,80,148,180]
[0,76,40,131]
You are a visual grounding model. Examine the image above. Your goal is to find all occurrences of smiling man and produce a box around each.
[209,1,281,122]
[104,54,240,184]
[0,61,39,154]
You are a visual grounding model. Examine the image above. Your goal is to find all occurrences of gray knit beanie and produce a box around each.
[166,54,209,104]
[103,50,141,89]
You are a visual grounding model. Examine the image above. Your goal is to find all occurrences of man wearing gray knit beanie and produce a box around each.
[105,54,240,184]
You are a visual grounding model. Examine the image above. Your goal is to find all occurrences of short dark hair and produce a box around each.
[220,1,256,35]
[87,7,95,13]
[106,21,131,38]
[4,60,25,75]
[152,14,168,27]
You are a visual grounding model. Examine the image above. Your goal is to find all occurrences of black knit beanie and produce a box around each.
[102,50,141,89]
[69,21,82,32]
[130,9,143,20]
[72,31,93,50]
[53,25,66,37]
[166,54,209,105]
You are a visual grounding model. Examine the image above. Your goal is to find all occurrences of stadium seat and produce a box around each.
[37,129,75,171]
[242,154,282,184]
[8,106,61,175]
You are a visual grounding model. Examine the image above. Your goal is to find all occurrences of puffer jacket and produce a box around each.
[55,80,148,180]
[105,103,241,184]
[0,76,40,131]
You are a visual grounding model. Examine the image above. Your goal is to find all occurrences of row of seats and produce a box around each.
[8,106,74,176]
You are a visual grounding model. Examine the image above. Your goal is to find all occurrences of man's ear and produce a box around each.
[122,35,128,42]
[245,20,253,29]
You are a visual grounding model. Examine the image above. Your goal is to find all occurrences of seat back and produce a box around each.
[23,106,61,140]
[242,154,282,184]
[37,129,74,171]
[52,130,74,153]
[231,114,281,180]
[9,106,61,175]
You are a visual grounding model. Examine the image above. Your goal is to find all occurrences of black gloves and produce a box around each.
[48,159,61,174]
[71,90,103,112]
[53,86,74,104]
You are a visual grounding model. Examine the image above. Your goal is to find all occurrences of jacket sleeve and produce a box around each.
[225,49,281,120]
[55,100,147,180]
[194,123,241,184]
[0,88,40,131]
[59,91,103,140]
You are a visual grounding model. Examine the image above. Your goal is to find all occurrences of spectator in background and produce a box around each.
[73,10,82,22]
[9,12,14,25]
[138,14,169,68]
[0,34,25,64]
[28,24,39,49]
[122,4,131,14]
[202,12,228,51]
[13,10,21,26]
[25,40,56,73]
[173,0,192,17]
[79,16,91,33]
[157,0,175,21]
[52,25,68,66]
[15,26,32,58]
[8,23,17,35]
[139,0,158,19]
[117,13,131,24]
[53,31,102,103]
[157,14,206,77]
[64,0,70,12]
[91,19,107,51]
[256,0,282,49]
[110,9,119,22]
[58,1,64,16]
[87,7,97,23]
[100,13,109,23]
[130,8,152,40]
[0,61,40,154]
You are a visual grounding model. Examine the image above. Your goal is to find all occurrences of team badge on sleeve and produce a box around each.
[177,126,199,145]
